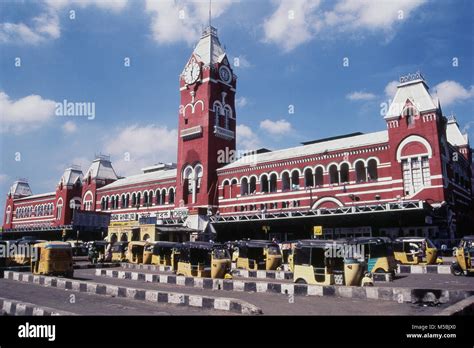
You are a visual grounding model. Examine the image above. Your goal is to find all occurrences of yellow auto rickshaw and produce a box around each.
[176,242,231,279]
[126,241,149,264]
[110,241,128,262]
[234,240,282,271]
[349,237,397,274]
[393,237,442,265]
[451,235,474,276]
[151,241,182,270]
[31,241,74,277]
[292,239,372,286]
[14,239,46,265]
[143,242,156,264]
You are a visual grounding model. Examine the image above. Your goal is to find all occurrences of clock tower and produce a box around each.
[175,26,237,210]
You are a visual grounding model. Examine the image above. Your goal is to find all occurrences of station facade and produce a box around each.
[2,26,473,243]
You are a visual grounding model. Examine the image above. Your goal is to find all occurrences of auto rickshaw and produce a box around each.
[451,235,474,276]
[88,241,108,264]
[31,241,74,277]
[143,242,156,264]
[349,237,397,274]
[393,237,442,265]
[126,241,150,264]
[234,240,282,271]
[292,239,372,286]
[0,240,18,267]
[176,242,231,279]
[150,241,182,270]
[14,239,46,265]
[110,241,128,262]
[66,240,89,256]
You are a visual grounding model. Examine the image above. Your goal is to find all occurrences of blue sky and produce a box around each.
[0,0,473,218]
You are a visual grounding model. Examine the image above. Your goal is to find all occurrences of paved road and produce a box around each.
[0,278,228,316]
[382,274,474,291]
[74,268,445,315]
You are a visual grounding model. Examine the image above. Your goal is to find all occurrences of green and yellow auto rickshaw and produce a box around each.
[451,235,474,276]
[292,239,372,286]
[88,241,108,264]
[31,241,74,277]
[349,237,397,275]
[234,240,282,271]
[176,242,231,279]
[151,241,182,270]
[393,237,442,265]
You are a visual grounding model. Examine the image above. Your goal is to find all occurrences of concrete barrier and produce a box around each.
[4,271,262,315]
[95,268,474,305]
[397,264,451,274]
[120,263,173,272]
[0,297,75,316]
[436,296,474,316]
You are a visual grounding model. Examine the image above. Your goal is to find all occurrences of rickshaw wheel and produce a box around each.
[295,278,306,284]
[450,263,463,276]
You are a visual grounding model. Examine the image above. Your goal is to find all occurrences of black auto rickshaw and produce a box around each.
[126,241,150,264]
[88,241,108,264]
[151,241,182,270]
[234,240,282,271]
[14,239,46,265]
[451,235,474,276]
[292,239,372,286]
[176,242,231,279]
[111,241,128,262]
[348,237,397,275]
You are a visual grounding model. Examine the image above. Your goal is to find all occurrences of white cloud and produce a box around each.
[0,91,56,134]
[432,80,474,107]
[144,0,234,44]
[237,124,261,150]
[263,0,321,52]
[346,91,376,101]
[0,11,60,44]
[384,80,399,99]
[1,1,128,45]
[44,0,128,12]
[0,174,8,184]
[263,0,427,52]
[103,124,177,176]
[62,121,77,134]
[236,97,248,108]
[260,119,292,135]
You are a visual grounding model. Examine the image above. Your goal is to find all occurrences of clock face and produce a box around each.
[184,59,200,85]
[219,66,232,83]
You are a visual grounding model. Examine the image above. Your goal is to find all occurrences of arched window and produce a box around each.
[168,188,175,204]
[56,199,63,220]
[101,198,106,210]
[291,170,300,190]
[403,105,417,127]
[355,161,366,182]
[304,168,314,187]
[241,178,249,196]
[230,179,238,198]
[132,193,137,207]
[315,167,324,186]
[269,173,277,192]
[136,192,141,207]
[340,163,350,183]
[282,172,290,191]
[249,177,257,194]
[260,175,269,193]
[143,192,148,206]
[195,165,203,192]
[367,159,378,181]
[5,206,11,224]
[161,189,166,205]
[121,195,126,208]
[329,165,339,184]
[223,181,229,198]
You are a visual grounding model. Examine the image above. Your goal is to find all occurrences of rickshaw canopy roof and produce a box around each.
[296,239,345,248]
[34,241,72,249]
[182,241,224,250]
[350,237,392,245]
[236,240,279,249]
[462,235,474,241]
[394,237,431,243]
[153,241,182,248]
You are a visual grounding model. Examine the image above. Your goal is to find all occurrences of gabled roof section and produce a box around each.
[85,156,118,181]
[59,166,83,186]
[386,78,438,119]
[220,130,389,171]
[192,26,226,65]
[98,168,177,191]
[446,116,469,147]
[9,179,32,198]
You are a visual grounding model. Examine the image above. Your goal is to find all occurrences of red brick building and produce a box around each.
[2,26,473,242]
